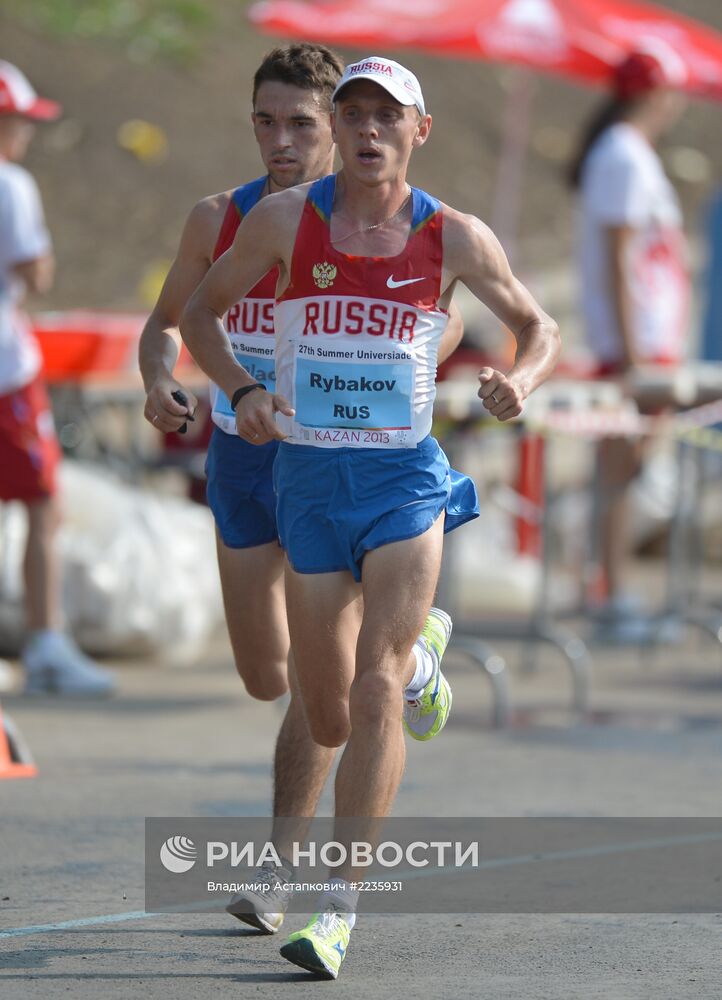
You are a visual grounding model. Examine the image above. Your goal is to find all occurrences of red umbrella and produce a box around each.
[249,0,722,98]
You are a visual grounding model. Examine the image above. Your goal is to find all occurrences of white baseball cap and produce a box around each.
[0,60,62,120]
[333,56,425,115]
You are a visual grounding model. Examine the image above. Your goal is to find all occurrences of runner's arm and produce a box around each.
[138,199,220,430]
[444,212,560,420]
[180,194,297,443]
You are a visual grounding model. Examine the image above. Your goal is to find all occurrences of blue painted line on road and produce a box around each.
[0,910,158,939]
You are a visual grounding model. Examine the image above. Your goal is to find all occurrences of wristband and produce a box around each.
[230,383,267,411]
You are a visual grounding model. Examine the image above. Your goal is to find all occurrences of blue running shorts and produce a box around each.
[205,427,280,549]
[273,435,479,581]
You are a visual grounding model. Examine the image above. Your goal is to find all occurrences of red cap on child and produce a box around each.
[0,60,61,120]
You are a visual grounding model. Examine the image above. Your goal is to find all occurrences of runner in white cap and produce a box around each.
[139,44,466,936]
[182,55,560,978]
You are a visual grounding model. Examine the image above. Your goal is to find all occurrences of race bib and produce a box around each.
[213,349,276,418]
[292,346,416,448]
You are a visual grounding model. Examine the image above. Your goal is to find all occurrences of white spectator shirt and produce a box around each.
[0,160,50,394]
[578,123,689,365]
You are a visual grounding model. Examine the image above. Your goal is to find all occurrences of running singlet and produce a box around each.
[209,176,278,434]
[274,175,448,449]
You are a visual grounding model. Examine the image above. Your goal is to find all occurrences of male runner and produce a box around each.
[139,45,464,935]
[181,56,560,979]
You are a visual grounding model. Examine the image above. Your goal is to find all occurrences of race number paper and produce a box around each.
[294,355,414,435]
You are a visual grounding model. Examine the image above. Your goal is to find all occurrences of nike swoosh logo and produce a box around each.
[386,275,426,289]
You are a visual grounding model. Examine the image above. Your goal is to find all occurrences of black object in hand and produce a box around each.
[171,389,195,435]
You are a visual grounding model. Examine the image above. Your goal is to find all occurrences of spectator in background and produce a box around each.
[569,45,689,639]
[0,61,114,694]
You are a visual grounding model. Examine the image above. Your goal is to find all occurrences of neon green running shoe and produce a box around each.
[279,906,353,980]
[403,606,453,741]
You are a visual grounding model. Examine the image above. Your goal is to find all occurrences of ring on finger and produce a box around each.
[152,413,159,424]
[490,393,499,404]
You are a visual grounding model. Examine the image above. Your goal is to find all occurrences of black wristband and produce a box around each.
[230,383,267,411]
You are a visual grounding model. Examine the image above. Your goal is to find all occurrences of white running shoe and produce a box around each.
[226,860,294,934]
[22,631,115,697]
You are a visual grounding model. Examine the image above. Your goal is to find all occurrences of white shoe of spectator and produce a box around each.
[22,631,116,696]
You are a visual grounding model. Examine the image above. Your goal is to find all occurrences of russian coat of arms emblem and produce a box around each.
[312,262,337,289]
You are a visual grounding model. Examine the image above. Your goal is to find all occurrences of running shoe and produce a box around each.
[22,631,115,697]
[403,606,453,741]
[226,860,293,934]
[279,905,352,979]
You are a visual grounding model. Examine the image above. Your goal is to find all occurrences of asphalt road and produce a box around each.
[2,622,722,998]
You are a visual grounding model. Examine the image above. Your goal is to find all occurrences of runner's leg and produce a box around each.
[278,518,445,978]
[216,532,289,701]
[270,652,345,859]
[283,567,363,748]
[285,517,444,816]
[336,517,445,822]
[223,547,349,930]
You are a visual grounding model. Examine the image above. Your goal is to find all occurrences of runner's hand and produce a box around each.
[477,367,525,422]
[145,377,198,433]
[235,390,295,444]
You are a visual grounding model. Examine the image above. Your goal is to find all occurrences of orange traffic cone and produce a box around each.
[0,701,37,778]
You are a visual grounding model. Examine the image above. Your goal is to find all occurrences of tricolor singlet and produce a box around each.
[209,176,278,435]
[274,175,449,449]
